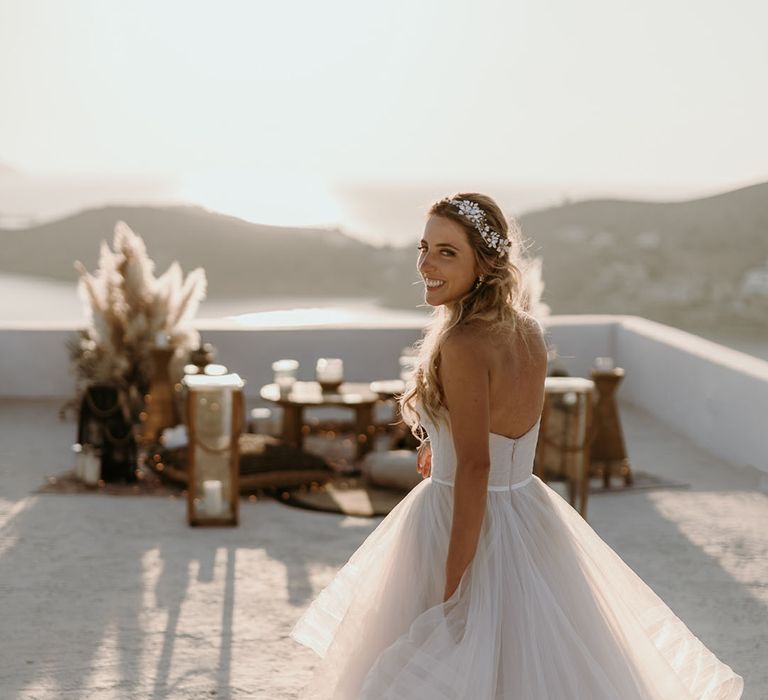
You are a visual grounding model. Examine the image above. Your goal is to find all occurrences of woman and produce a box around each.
[290,193,744,699]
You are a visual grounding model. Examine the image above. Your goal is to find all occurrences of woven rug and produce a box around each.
[588,470,689,494]
[35,469,182,498]
[271,476,405,517]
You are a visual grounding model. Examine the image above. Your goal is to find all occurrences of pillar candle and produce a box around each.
[203,479,223,516]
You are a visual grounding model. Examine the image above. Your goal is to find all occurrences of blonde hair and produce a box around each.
[397,192,537,445]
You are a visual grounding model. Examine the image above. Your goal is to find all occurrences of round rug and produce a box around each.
[272,476,409,517]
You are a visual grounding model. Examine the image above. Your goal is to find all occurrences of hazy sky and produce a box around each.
[1,0,766,229]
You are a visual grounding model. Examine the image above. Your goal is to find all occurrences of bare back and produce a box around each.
[484,316,548,439]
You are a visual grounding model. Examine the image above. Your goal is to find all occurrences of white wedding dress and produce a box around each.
[290,398,744,699]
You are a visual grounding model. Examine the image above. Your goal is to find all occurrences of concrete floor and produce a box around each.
[0,398,766,699]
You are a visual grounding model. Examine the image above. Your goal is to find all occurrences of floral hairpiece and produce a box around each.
[443,197,511,256]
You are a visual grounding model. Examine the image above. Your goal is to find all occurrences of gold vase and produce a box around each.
[141,346,179,444]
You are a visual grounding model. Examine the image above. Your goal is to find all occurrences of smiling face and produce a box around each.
[417,215,481,307]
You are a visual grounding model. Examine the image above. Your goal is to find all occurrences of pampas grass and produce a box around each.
[62,221,207,424]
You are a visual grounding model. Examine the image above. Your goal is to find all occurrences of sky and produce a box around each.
[0,0,767,234]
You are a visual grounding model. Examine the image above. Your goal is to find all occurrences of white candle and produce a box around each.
[316,358,343,382]
[272,359,299,373]
[594,356,615,371]
[275,374,295,397]
[82,449,100,485]
[273,359,299,396]
[203,479,223,516]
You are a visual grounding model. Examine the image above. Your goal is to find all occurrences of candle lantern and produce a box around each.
[183,372,245,526]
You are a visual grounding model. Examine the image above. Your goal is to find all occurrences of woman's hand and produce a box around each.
[416,441,432,478]
[443,576,461,602]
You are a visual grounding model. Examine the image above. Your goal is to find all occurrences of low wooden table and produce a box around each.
[260,381,381,461]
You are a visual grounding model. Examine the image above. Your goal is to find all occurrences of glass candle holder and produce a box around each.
[248,407,273,434]
[273,359,299,397]
[316,358,343,391]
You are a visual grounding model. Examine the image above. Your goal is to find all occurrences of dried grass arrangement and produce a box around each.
[62,221,208,425]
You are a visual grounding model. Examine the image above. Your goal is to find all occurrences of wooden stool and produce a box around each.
[534,377,595,519]
[589,368,633,487]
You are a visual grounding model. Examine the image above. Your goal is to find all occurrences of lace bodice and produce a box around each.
[416,399,541,491]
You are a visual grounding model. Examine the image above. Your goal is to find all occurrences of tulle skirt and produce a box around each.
[290,475,744,699]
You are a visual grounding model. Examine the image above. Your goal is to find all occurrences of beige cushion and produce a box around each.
[361,450,422,492]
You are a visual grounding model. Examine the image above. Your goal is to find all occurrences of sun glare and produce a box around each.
[175,168,343,228]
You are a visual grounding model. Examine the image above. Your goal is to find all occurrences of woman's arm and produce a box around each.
[416,440,432,477]
[438,331,492,601]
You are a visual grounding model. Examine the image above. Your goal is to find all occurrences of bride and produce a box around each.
[290,193,744,699]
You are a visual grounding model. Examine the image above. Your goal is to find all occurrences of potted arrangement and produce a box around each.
[63,221,207,482]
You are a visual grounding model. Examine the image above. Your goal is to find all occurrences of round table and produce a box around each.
[260,381,381,461]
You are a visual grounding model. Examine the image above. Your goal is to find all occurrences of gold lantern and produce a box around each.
[183,372,245,526]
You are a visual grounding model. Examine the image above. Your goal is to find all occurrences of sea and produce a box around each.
[0,273,429,329]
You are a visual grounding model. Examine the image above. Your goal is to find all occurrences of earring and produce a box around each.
[473,275,485,290]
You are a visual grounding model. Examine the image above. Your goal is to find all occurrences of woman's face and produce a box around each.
[417,215,480,307]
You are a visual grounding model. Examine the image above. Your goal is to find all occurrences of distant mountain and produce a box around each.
[517,181,768,328]
[0,204,422,306]
[2,182,767,330]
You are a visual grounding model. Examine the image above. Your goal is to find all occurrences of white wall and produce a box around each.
[616,316,768,474]
[542,315,617,377]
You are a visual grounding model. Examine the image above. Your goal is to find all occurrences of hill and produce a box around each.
[517,181,768,327]
[2,182,768,329]
[0,205,419,304]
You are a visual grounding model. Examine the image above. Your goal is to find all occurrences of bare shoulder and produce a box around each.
[515,317,548,377]
[516,312,548,352]
[441,323,494,367]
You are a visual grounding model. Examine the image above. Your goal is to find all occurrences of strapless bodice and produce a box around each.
[416,400,541,491]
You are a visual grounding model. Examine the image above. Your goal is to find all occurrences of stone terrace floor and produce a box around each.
[0,398,766,699]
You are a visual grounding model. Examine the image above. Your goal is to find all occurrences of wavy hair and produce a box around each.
[397,192,538,445]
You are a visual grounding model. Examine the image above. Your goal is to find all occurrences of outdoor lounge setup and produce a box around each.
[249,352,631,520]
